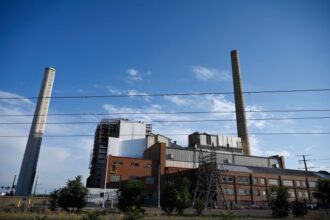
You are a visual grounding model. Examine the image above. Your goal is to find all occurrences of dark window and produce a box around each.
[221,176,234,183]
[113,161,123,165]
[130,162,139,167]
[238,176,250,184]
[206,135,211,145]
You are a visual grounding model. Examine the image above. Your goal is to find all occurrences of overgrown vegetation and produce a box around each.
[118,179,145,219]
[48,176,88,212]
[161,178,191,215]
[193,199,205,216]
[315,179,330,208]
[291,201,308,217]
[269,185,289,218]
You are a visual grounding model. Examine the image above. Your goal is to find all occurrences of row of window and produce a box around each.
[111,161,152,168]
[221,176,316,188]
[224,188,309,199]
[110,175,155,184]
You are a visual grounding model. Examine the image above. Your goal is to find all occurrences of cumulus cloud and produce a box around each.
[192,66,230,82]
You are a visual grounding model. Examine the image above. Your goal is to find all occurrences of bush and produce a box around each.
[291,201,308,217]
[118,180,144,212]
[193,199,205,216]
[269,185,289,218]
[49,176,89,212]
[161,178,191,215]
[124,206,144,220]
[81,211,101,220]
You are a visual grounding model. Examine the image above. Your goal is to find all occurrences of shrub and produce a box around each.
[124,206,144,220]
[193,199,205,216]
[269,185,289,218]
[291,201,308,217]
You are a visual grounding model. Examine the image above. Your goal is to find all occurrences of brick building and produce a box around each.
[97,141,327,208]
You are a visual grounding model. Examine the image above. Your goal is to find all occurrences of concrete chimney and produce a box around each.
[16,67,55,195]
[230,50,251,155]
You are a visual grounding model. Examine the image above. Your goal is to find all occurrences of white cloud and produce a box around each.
[0,90,33,105]
[126,68,143,82]
[0,91,94,192]
[164,96,191,106]
[192,66,230,82]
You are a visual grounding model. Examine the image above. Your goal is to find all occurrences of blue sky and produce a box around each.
[0,0,329,193]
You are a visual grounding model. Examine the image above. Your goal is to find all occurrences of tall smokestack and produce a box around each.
[230,50,251,156]
[16,67,55,195]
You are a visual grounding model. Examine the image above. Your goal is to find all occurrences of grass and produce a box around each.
[0,211,329,220]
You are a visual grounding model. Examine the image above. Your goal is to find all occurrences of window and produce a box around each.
[144,164,152,168]
[130,162,139,167]
[283,180,294,187]
[309,181,316,188]
[301,181,306,187]
[238,176,250,184]
[298,192,303,198]
[224,188,235,195]
[110,175,121,182]
[304,192,309,199]
[262,190,267,197]
[239,189,250,196]
[113,161,123,165]
[269,179,279,186]
[254,189,261,196]
[206,135,211,145]
[253,178,258,185]
[296,180,301,187]
[260,178,266,185]
[288,190,295,198]
[222,176,234,183]
[111,165,116,172]
[145,177,155,184]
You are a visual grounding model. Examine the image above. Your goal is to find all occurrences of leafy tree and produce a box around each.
[48,189,59,211]
[291,201,308,217]
[316,179,330,208]
[176,178,191,215]
[161,178,191,215]
[161,181,178,214]
[193,199,205,216]
[54,176,88,212]
[118,180,144,212]
[269,185,289,218]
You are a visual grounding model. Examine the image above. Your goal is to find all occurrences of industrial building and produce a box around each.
[86,50,330,208]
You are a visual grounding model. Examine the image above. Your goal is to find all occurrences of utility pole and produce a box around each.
[297,155,312,171]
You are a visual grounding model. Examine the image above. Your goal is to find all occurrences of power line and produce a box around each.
[1,88,330,100]
[1,109,330,117]
[0,132,329,138]
[1,116,330,125]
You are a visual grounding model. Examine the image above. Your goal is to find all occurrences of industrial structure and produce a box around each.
[16,67,56,196]
[86,50,330,208]
[231,50,251,156]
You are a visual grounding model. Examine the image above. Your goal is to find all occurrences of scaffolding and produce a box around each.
[193,144,227,209]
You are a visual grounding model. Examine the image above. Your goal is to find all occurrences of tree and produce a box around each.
[291,201,308,217]
[53,176,88,212]
[316,179,330,208]
[118,180,144,212]
[161,181,178,214]
[161,178,191,215]
[193,199,205,216]
[48,189,59,211]
[269,185,289,218]
[176,178,191,215]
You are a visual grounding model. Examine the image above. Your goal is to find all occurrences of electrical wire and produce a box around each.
[0,132,329,138]
[1,116,330,125]
[0,109,330,117]
[1,88,330,100]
